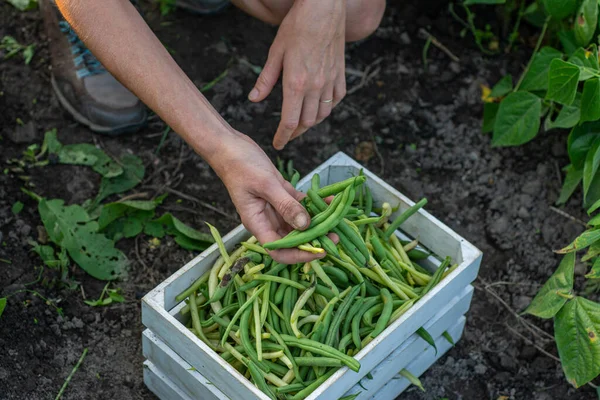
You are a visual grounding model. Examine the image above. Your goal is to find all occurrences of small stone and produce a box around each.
[474,363,487,375]
[575,261,588,276]
[519,345,537,361]
[449,62,461,74]
[50,324,61,336]
[6,121,38,144]
[499,354,517,370]
[517,207,530,219]
[400,32,411,45]
[122,329,132,338]
[522,180,542,195]
[491,216,509,233]
[72,317,84,329]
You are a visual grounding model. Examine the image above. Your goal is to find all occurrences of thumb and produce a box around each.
[248,45,283,102]
[265,183,311,231]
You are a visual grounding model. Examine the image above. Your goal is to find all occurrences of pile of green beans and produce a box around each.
[176,174,456,400]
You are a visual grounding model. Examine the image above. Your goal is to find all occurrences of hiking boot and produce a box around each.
[176,0,230,14]
[40,0,147,135]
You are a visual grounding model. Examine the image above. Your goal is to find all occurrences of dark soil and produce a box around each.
[0,1,595,399]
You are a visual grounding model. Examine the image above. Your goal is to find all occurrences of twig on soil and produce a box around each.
[347,57,383,95]
[553,161,562,187]
[418,28,460,63]
[117,192,150,202]
[55,347,88,400]
[370,134,385,175]
[135,236,150,270]
[548,206,587,228]
[505,324,560,363]
[80,285,86,300]
[146,186,237,222]
[475,278,553,343]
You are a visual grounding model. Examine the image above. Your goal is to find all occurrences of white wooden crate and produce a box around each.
[141,152,483,400]
[143,285,473,400]
[143,317,466,400]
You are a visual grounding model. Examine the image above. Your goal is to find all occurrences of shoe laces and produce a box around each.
[59,20,106,79]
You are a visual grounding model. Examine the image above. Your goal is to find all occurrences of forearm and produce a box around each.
[55,0,237,169]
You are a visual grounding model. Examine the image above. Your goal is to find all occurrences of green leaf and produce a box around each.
[586,258,600,279]
[98,200,159,230]
[555,297,600,387]
[22,44,34,65]
[584,139,600,196]
[557,165,583,204]
[146,213,214,251]
[95,154,144,203]
[416,327,437,355]
[568,48,600,81]
[6,0,38,11]
[0,297,6,319]
[589,199,600,215]
[41,128,62,155]
[442,330,455,346]
[57,144,123,178]
[525,252,575,318]
[585,171,600,208]
[546,95,581,131]
[490,75,513,98]
[558,30,579,56]
[574,0,598,46]
[590,214,600,226]
[482,102,500,133]
[11,201,24,215]
[102,210,154,241]
[581,79,600,123]
[492,92,541,146]
[583,242,600,261]
[543,0,578,19]
[520,47,563,91]
[546,59,580,106]
[558,229,600,254]
[38,199,127,280]
[398,369,425,392]
[568,122,600,169]
[30,242,69,269]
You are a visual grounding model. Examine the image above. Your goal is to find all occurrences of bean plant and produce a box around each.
[467,0,600,388]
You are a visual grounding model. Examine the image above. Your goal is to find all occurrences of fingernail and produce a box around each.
[293,213,308,230]
[248,88,259,101]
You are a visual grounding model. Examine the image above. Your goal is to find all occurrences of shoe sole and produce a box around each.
[51,75,148,136]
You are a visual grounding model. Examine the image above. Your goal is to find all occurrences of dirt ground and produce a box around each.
[0,1,596,399]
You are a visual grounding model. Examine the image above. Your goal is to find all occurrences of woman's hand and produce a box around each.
[248,0,347,150]
[210,131,326,264]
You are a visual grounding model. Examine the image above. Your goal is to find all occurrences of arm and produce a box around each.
[56,0,318,264]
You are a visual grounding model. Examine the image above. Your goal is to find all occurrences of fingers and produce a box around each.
[333,71,346,108]
[268,248,325,264]
[316,83,334,124]
[290,92,320,141]
[282,180,306,202]
[264,181,311,231]
[249,45,283,103]
[273,81,304,150]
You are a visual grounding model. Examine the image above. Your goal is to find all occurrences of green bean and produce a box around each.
[221,285,266,346]
[311,173,320,192]
[342,297,364,338]
[291,278,316,337]
[260,282,271,326]
[267,302,281,333]
[253,297,263,360]
[352,297,380,350]
[210,256,249,303]
[369,288,393,338]
[212,314,235,329]
[290,171,300,188]
[390,299,415,323]
[275,383,306,394]
[336,230,367,267]
[264,183,354,250]
[250,275,306,291]
[326,255,366,297]
[369,257,409,300]
[362,299,405,326]
[237,263,288,293]
[338,326,373,353]
[176,269,210,302]
[189,292,217,351]
[383,198,428,239]
[319,235,340,258]
[240,307,270,373]
[364,185,373,216]
[264,322,303,384]
[352,216,381,226]
[294,357,343,367]
[247,360,277,400]
[206,222,232,268]
[422,256,451,295]
[280,335,360,372]
[325,284,362,348]
[310,260,339,295]
[200,303,238,327]
[306,192,344,228]
[298,280,336,300]
[316,175,366,198]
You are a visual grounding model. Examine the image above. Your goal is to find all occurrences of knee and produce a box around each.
[346,0,386,42]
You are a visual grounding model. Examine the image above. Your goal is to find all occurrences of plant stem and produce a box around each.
[514,16,552,92]
[506,0,525,53]
[55,348,88,400]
